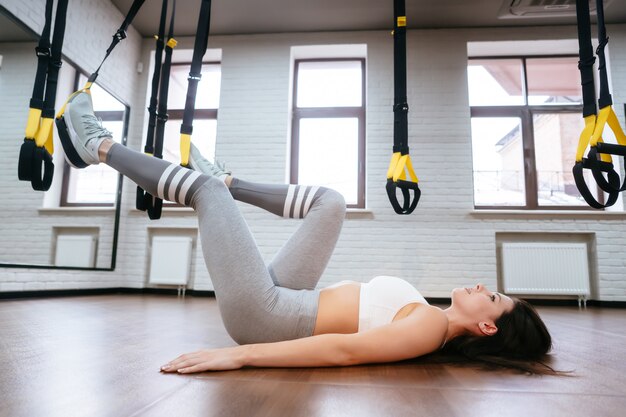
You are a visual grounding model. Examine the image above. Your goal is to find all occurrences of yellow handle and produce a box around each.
[25,108,42,140]
[34,117,54,148]
[386,152,401,179]
[180,133,191,166]
[387,152,418,183]
[575,115,596,163]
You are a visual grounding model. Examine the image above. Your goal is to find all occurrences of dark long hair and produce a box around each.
[418,299,569,375]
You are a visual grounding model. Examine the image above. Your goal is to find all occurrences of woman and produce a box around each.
[60,91,554,375]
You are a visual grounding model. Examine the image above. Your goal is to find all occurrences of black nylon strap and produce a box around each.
[137,0,169,213]
[180,0,212,137]
[137,0,176,219]
[386,0,419,214]
[41,0,69,119]
[595,0,612,109]
[155,1,176,161]
[393,0,408,155]
[30,0,54,110]
[575,0,597,118]
[89,0,146,83]
[18,0,68,191]
[146,0,177,220]
[144,0,169,156]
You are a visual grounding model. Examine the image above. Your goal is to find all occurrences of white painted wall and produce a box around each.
[0,0,624,301]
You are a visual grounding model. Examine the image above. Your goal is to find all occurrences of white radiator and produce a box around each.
[148,236,193,286]
[501,242,590,302]
[55,234,97,268]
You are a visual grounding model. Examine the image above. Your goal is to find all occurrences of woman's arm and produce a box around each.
[161,305,447,373]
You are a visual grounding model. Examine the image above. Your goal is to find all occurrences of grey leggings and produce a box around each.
[106,144,345,344]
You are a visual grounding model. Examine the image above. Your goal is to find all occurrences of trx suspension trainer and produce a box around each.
[386,0,420,214]
[573,0,626,208]
[56,0,146,169]
[137,0,213,220]
[178,0,213,169]
[17,0,69,191]
[136,0,177,220]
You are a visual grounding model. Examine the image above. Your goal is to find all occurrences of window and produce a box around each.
[61,74,128,206]
[468,56,602,209]
[291,59,366,208]
[163,63,220,165]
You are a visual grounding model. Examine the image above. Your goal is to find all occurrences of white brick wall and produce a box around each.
[0,0,625,301]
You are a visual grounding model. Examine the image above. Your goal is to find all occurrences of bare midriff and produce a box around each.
[312,281,423,335]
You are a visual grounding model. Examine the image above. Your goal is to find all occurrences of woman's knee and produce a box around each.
[318,188,346,219]
[189,175,229,209]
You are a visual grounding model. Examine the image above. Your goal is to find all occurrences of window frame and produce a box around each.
[60,72,129,207]
[469,55,603,210]
[290,58,366,209]
[162,61,220,206]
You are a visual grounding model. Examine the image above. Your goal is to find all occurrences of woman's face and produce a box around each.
[450,283,516,335]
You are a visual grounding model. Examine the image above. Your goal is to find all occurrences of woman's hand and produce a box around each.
[160,346,245,374]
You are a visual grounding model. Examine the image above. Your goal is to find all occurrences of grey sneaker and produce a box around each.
[60,91,112,168]
[189,143,231,179]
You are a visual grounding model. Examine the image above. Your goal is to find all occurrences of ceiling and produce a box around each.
[2,1,626,42]
[109,0,626,38]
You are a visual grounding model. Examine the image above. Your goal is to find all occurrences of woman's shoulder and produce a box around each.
[410,305,448,338]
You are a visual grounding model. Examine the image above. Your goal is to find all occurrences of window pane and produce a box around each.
[167,64,221,109]
[78,74,125,111]
[471,117,526,206]
[296,61,362,108]
[66,120,124,204]
[533,113,597,206]
[468,59,524,106]
[527,58,583,105]
[162,119,217,164]
[298,118,359,204]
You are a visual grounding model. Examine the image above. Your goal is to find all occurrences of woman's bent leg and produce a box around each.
[229,179,346,290]
[104,144,317,344]
[62,92,317,344]
[190,179,319,344]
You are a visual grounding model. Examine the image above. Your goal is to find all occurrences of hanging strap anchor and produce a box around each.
[386,0,420,214]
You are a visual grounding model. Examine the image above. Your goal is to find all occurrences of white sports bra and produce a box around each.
[357,276,429,332]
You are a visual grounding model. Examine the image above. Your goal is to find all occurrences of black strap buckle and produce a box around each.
[35,46,51,57]
[114,29,127,42]
[393,102,409,113]
[50,58,63,69]
[188,72,202,82]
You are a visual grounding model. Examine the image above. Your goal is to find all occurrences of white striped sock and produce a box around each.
[156,165,178,200]
[302,186,320,217]
[293,185,308,218]
[283,185,297,218]
[177,171,202,205]
[166,168,189,201]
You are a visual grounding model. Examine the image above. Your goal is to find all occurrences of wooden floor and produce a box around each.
[0,295,624,417]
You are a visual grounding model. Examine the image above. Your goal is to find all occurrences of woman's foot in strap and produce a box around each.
[188,143,232,183]
[60,91,112,168]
